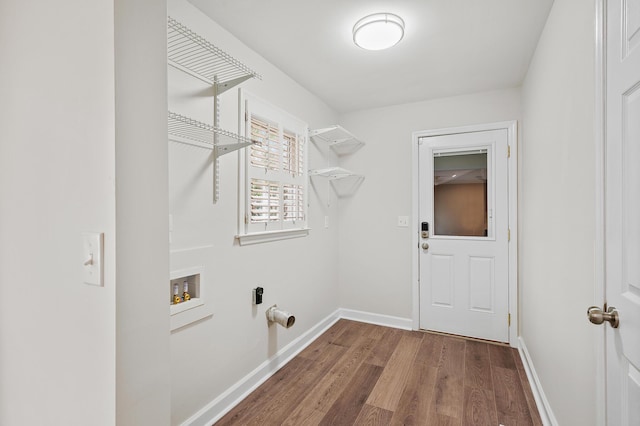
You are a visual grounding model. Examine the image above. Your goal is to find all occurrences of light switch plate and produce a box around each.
[83,232,104,286]
[397,216,409,227]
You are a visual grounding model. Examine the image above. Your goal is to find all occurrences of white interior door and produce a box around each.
[603,0,640,423]
[418,129,509,342]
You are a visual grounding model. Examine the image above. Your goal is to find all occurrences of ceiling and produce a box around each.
[188,0,554,113]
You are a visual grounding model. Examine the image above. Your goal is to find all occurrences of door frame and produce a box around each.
[411,121,519,347]
[593,0,606,423]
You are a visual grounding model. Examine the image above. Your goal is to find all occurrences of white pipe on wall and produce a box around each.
[265,305,295,328]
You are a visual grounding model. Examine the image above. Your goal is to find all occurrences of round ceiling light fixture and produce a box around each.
[352,13,405,51]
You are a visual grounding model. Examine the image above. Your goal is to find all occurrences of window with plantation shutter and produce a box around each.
[237,90,309,244]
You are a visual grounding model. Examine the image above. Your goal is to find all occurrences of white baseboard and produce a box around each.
[183,309,341,426]
[338,308,413,330]
[518,337,558,426]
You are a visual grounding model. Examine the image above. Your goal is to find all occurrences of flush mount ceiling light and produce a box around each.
[352,13,405,51]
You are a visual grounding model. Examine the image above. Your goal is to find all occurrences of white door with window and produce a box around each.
[418,129,510,342]
[598,0,640,423]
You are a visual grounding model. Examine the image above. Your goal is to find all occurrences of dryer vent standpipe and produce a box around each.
[266,305,295,328]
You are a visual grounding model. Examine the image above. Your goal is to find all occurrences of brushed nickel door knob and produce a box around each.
[587,306,619,328]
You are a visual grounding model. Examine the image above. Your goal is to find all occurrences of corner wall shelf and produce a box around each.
[309,125,365,155]
[309,167,361,180]
[167,16,262,202]
[309,125,365,202]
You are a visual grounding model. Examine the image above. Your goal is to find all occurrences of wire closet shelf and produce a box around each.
[168,111,257,155]
[309,125,365,156]
[167,16,263,202]
[167,17,262,85]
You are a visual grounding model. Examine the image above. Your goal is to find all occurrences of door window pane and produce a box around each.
[433,151,488,237]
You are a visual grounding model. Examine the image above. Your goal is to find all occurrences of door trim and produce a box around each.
[594,0,606,423]
[411,121,519,347]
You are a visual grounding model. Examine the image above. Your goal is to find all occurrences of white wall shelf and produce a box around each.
[167,16,262,202]
[168,17,262,87]
[168,111,256,156]
[309,167,361,180]
[310,125,365,201]
[309,125,365,155]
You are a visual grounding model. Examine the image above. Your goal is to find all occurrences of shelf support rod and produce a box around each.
[213,76,220,203]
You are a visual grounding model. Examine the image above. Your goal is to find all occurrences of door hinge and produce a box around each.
[245,111,248,122]
[507,145,511,158]
[244,214,249,224]
[508,313,511,326]
[508,228,511,241]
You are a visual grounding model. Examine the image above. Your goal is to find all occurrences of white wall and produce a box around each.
[115,0,171,424]
[337,89,521,319]
[519,0,597,424]
[167,1,340,423]
[0,0,116,424]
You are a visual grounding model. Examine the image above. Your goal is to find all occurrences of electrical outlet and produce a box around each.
[397,216,409,227]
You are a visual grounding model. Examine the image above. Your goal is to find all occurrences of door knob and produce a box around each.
[421,243,429,250]
[587,305,619,328]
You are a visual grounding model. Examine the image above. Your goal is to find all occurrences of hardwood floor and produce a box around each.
[216,320,542,426]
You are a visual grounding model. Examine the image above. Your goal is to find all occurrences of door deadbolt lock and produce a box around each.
[421,222,429,239]
[587,305,619,328]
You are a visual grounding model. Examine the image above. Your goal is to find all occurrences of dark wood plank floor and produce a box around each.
[216,320,543,426]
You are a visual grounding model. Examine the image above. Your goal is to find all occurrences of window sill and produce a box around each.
[236,228,310,246]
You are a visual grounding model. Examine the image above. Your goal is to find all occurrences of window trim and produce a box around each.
[237,89,310,245]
